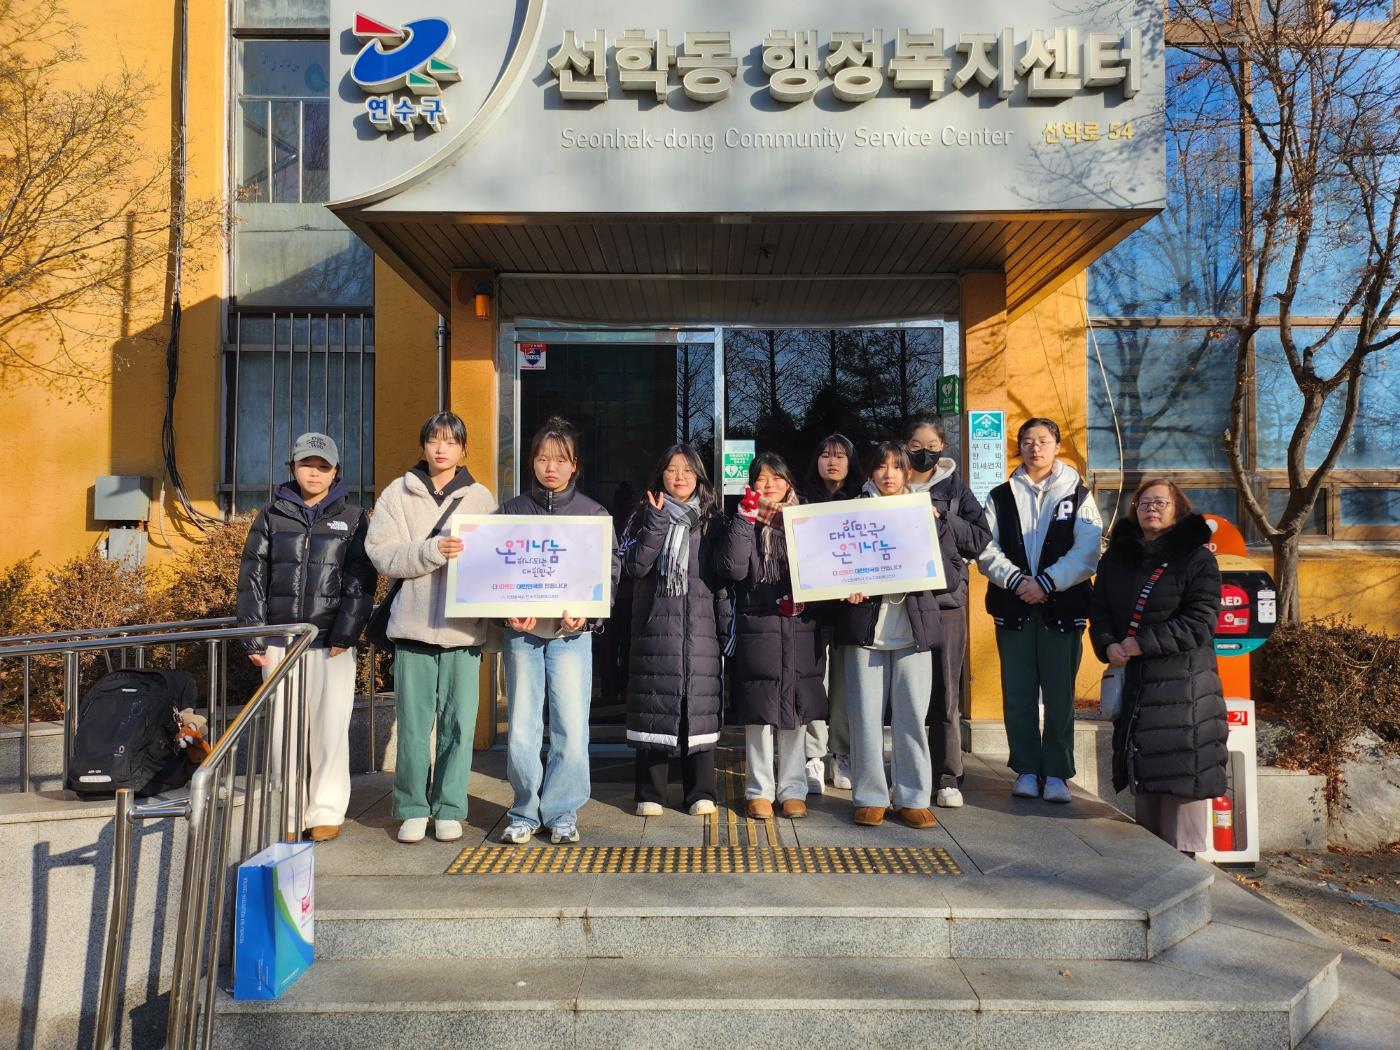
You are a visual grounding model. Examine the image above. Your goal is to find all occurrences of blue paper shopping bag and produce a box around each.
[232,841,315,1000]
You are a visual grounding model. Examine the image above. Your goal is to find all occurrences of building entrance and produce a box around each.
[494,321,957,746]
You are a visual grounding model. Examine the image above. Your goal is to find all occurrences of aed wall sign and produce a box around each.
[329,0,1165,216]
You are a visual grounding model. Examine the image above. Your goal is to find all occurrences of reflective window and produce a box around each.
[238,41,331,204]
[235,0,328,30]
[1341,488,1400,526]
[1267,488,1327,535]
[1254,328,1400,469]
[1089,50,1242,317]
[1250,46,1400,316]
[1088,326,1237,470]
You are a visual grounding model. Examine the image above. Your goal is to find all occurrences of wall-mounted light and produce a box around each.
[473,280,493,319]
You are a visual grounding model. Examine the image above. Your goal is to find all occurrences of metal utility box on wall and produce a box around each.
[94,475,153,522]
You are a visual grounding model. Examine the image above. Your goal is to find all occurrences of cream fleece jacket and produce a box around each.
[364,469,498,648]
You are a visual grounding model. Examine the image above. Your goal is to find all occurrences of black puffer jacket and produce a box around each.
[715,514,827,729]
[1089,514,1228,799]
[917,462,992,610]
[237,480,376,652]
[623,503,732,754]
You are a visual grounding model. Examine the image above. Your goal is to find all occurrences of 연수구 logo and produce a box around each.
[351,12,460,133]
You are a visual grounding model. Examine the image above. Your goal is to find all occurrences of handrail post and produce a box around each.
[95,789,136,1050]
[21,655,31,791]
[62,650,79,789]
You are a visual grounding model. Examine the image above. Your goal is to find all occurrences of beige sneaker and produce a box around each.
[635,801,664,816]
[396,817,428,843]
[687,799,716,816]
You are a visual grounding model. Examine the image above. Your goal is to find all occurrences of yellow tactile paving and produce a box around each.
[446,844,962,876]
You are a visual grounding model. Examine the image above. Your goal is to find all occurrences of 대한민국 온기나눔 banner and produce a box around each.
[444,515,613,618]
[783,493,946,603]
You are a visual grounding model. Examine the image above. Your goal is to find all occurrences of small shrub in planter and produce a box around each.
[1255,616,1400,808]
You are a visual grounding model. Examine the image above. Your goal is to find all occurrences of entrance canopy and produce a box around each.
[328,0,1165,323]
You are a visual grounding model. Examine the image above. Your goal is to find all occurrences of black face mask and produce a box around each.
[908,448,940,473]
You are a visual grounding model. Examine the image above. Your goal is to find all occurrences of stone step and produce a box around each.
[215,920,1342,1050]
[312,862,1213,962]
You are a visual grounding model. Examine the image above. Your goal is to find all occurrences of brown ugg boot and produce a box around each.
[745,798,774,819]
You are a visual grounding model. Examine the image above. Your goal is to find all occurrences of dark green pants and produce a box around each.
[994,620,1082,780]
[392,641,481,821]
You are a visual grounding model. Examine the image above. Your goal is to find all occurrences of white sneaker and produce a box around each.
[500,820,534,844]
[550,820,580,844]
[805,757,825,795]
[1043,777,1073,804]
[688,799,716,816]
[397,817,429,843]
[635,801,664,817]
[935,787,964,809]
[434,819,464,842]
[830,755,853,791]
[1012,773,1041,799]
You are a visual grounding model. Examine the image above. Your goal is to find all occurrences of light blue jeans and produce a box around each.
[843,645,935,810]
[503,629,592,829]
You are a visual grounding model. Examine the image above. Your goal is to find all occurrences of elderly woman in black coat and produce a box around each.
[717,452,828,821]
[1089,479,1228,853]
[623,444,731,817]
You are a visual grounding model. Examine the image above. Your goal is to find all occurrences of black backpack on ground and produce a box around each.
[67,669,199,798]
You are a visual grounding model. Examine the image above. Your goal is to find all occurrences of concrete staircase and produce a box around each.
[209,750,1355,1049]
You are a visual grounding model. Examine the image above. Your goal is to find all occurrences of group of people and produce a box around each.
[236,410,1228,856]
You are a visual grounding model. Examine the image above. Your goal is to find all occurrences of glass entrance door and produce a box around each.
[500,328,719,743]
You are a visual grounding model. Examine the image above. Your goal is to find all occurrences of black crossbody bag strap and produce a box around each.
[365,497,463,647]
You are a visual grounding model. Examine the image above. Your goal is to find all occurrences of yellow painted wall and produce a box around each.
[373,259,442,491]
[961,271,1092,719]
[0,1,226,568]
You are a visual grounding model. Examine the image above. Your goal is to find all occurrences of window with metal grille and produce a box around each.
[222,312,375,513]
[237,40,330,204]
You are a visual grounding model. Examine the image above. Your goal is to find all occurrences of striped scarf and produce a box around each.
[658,494,701,596]
[757,489,799,584]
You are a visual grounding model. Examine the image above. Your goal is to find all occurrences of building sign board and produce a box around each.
[329,0,1165,216]
[967,409,1006,506]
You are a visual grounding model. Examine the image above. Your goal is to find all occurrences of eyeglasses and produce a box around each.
[1019,438,1057,449]
[663,468,697,480]
[1137,499,1172,511]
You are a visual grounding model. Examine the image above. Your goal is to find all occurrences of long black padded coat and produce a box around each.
[1088,513,1228,799]
[623,502,732,754]
[714,514,827,729]
[236,480,376,653]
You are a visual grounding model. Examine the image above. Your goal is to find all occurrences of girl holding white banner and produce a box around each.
[716,452,828,821]
[835,442,948,830]
[800,433,865,794]
[496,417,620,847]
[622,445,731,816]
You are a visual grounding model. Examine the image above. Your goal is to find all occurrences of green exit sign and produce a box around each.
[936,375,962,416]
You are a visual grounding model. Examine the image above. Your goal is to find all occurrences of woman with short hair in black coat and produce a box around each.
[717,452,827,821]
[623,444,731,816]
[1089,479,1228,854]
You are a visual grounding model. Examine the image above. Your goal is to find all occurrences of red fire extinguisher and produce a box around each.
[1212,795,1235,852]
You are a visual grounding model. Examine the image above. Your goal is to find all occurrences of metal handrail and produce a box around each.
[0,615,236,647]
[33,621,322,1050]
[0,617,240,792]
